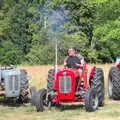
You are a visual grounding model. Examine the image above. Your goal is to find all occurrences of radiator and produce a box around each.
[59,76,71,93]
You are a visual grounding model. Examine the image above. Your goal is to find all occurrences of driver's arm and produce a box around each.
[64,56,68,68]
[76,53,85,65]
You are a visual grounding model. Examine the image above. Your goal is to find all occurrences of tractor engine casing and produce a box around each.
[54,69,77,102]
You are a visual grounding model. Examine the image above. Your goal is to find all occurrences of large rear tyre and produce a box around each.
[47,69,55,92]
[108,66,120,100]
[35,89,48,112]
[90,68,105,107]
[85,88,99,112]
[108,75,113,99]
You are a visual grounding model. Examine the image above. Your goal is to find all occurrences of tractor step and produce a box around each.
[75,90,86,96]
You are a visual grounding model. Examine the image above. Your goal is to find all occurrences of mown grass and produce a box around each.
[0,64,119,120]
[0,99,120,120]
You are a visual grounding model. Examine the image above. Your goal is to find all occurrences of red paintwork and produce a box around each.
[51,63,95,103]
[89,67,95,79]
[116,63,120,68]
[76,64,89,91]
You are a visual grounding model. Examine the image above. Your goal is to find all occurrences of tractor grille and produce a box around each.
[8,76,19,91]
[59,76,71,93]
[8,76,13,91]
[14,76,19,90]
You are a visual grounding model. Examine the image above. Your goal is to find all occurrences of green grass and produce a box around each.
[0,98,120,120]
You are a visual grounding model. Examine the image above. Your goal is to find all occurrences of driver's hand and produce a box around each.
[64,62,67,66]
[76,63,80,66]
[64,62,67,68]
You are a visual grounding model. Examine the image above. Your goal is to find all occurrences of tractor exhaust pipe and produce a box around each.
[55,36,58,74]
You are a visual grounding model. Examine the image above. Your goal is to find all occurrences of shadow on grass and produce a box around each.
[55,103,84,111]
[0,98,26,107]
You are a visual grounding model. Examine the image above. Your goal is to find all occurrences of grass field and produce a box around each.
[1,64,120,120]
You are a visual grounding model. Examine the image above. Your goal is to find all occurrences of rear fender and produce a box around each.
[89,66,95,80]
[115,58,120,68]
[116,63,120,68]
[89,67,96,87]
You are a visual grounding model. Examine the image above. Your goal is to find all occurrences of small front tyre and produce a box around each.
[89,68,105,107]
[30,87,37,105]
[85,88,99,112]
[35,89,48,112]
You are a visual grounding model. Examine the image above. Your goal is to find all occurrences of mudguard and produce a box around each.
[115,58,120,67]
[89,66,95,80]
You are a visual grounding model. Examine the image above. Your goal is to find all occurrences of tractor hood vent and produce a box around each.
[59,76,71,93]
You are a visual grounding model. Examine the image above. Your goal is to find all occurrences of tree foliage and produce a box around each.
[0,0,119,65]
[91,0,120,63]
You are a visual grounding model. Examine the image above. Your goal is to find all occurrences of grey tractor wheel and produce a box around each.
[85,88,99,112]
[47,69,55,92]
[30,87,37,105]
[35,89,48,112]
[90,68,105,107]
[17,87,37,104]
[108,75,113,99]
[17,95,24,104]
[108,66,120,100]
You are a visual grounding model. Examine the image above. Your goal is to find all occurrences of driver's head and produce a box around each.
[68,47,77,56]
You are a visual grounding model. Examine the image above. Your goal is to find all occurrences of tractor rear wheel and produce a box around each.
[90,68,104,107]
[85,88,98,112]
[47,69,55,92]
[35,89,48,112]
[108,66,120,100]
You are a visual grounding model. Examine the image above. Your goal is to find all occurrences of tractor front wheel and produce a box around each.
[90,68,104,107]
[30,87,37,105]
[35,89,48,112]
[85,88,99,112]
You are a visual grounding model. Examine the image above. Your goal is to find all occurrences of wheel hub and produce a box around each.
[92,94,98,109]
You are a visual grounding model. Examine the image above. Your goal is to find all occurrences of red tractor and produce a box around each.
[35,63,104,112]
[108,58,120,100]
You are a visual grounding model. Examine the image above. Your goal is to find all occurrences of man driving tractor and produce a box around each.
[64,47,85,77]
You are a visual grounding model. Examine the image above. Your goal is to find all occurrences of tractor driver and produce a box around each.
[64,47,85,77]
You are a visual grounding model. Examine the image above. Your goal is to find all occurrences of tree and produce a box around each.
[0,40,21,65]
[0,0,119,65]
[64,0,96,45]
[7,1,32,56]
[92,0,120,62]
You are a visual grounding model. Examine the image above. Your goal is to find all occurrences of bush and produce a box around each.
[0,41,22,65]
